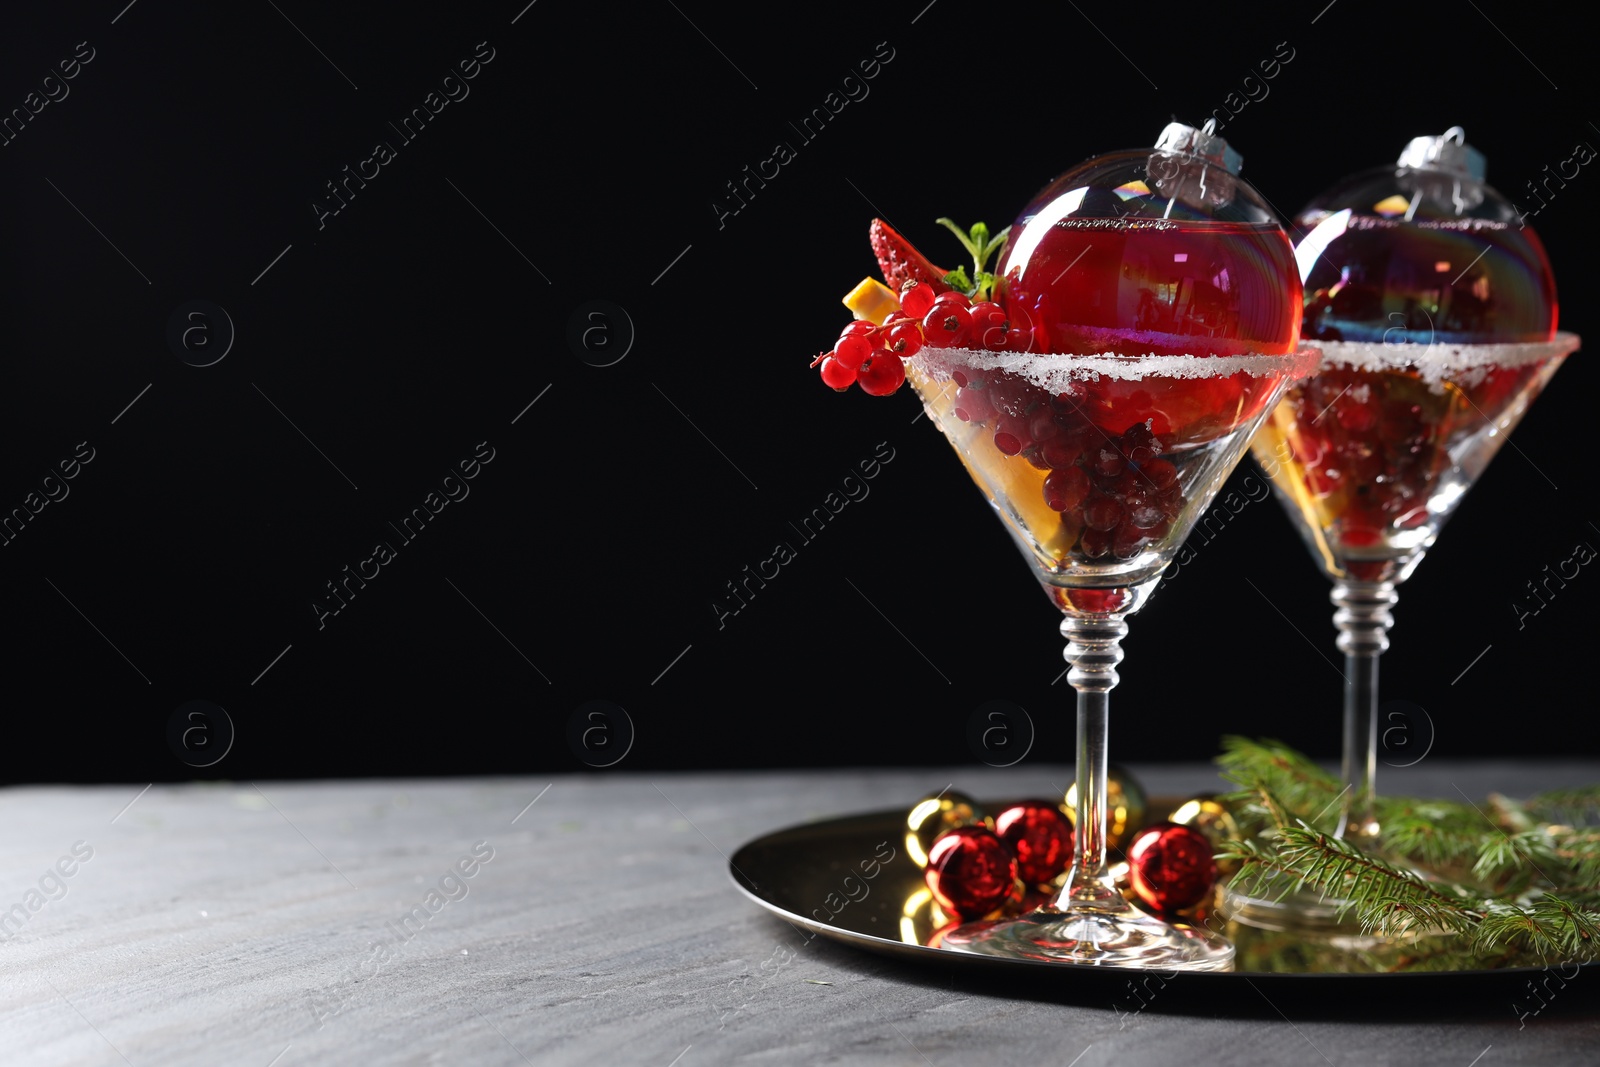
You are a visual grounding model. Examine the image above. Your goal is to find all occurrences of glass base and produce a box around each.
[941,904,1235,971]
[1219,877,1365,934]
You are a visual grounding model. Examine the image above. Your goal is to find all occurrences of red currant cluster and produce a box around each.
[813,281,1034,396]
[956,371,1188,562]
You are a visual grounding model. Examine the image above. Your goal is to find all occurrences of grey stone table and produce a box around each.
[4,761,1598,1066]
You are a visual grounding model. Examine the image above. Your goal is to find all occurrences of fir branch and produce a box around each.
[1549,830,1600,895]
[1277,825,1480,938]
[1488,792,1535,834]
[1520,785,1600,828]
[1472,894,1600,960]
[1248,783,1291,832]
[1217,736,1344,830]
[1213,740,1600,966]
[1372,802,1488,876]
[1473,829,1562,893]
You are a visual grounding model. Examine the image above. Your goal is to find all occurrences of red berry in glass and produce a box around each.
[1228,134,1578,936]
[1082,494,1122,532]
[995,157,1300,443]
[953,385,993,423]
[1043,466,1089,512]
[1079,525,1112,559]
[1040,437,1081,470]
[1254,129,1565,584]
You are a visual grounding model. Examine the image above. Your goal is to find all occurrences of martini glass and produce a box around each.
[1232,129,1580,928]
[909,122,1316,969]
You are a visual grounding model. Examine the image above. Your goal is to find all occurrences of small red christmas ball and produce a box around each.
[925,826,1018,919]
[1127,821,1217,913]
[994,800,1074,885]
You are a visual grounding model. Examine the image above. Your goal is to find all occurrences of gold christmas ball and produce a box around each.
[1061,764,1148,850]
[905,789,989,869]
[1168,794,1241,876]
[898,886,947,946]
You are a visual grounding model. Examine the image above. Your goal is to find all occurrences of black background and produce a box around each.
[1,1,1592,783]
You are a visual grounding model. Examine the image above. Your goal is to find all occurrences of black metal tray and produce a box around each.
[729,802,1598,1002]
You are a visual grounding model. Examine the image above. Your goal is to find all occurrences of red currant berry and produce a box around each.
[841,319,876,338]
[855,351,905,396]
[1002,303,1036,352]
[1122,420,1159,455]
[886,321,924,357]
[1111,523,1146,560]
[1336,401,1377,432]
[1028,407,1060,442]
[1079,525,1112,559]
[1083,494,1123,531]
[1044,466,1090,512]
[1127,498,1166,530]
[996,413,1033,452]
[954,386,993,424]
[1108,469,1142,498]
[1143,459,1178,491]
[834,331,873,370]
[987,375,1033,417]
[1379,414,1428,454]
[923,304,972,347]
[968,301,1010,351]
[1341,524,1381,548]
[819,356,856,390]
[1092,446,1127,479]
[899,280,936,318]
[993,431,1022,456]
[1040,439,1082,469]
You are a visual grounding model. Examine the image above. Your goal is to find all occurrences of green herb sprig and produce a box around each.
[935,218,1010,302]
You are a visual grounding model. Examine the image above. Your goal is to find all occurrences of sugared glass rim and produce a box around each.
[1309,332,1580,377]
[910,343,1322,387]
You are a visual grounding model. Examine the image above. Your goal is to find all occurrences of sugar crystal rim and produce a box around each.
[1309,332,1580,374]
[910,343,1322,386]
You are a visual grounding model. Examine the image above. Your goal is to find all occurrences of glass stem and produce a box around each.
[1330,580,1397,842]
[1055,612,1130,914]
